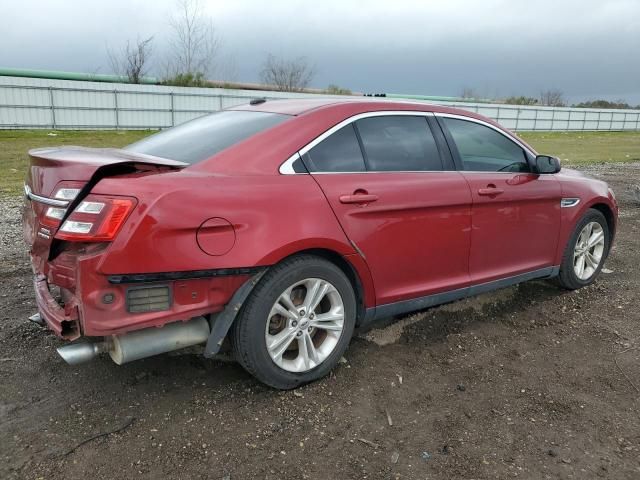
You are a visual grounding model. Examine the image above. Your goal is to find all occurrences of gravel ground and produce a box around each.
[1,164,639,480]
[0,196,25,264]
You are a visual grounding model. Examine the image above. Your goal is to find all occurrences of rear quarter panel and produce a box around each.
[92,172,376,307]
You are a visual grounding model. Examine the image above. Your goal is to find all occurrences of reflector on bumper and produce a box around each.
[126,285,171,313]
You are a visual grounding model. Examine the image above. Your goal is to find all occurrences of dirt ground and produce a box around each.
[1,163,639,480]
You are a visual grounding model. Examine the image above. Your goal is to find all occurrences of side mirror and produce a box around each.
[535,155,561,174]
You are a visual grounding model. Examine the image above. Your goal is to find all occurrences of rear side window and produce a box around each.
[355,116,442,171]
[304,124,366,172]
[442,117,529,172]
[124,110,289,164]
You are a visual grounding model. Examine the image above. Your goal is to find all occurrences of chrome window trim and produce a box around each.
[280,153,302,175]
[23,184,69,207]
[561,198,581,208]
[310,170,459,175]
[279,111,435,175]
[278,110,536,175]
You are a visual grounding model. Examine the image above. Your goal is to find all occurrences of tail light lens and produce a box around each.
[55,194,137,242]
[54,187,82,201]
[41,183,83,227]
[44,206,67,223]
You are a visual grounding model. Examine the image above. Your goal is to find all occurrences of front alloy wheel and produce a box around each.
[557,208,610,290]
[573,221,605,280]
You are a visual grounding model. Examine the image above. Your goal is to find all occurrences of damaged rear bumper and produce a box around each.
[31,248,256,339]
[33,274,81,339]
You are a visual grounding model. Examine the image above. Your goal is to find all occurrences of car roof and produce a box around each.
[202,97,537,175]
[229,97,477,117]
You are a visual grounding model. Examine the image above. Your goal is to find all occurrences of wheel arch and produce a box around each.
[556,197,617,265]
[206,246,373,359]
[589,202,616,246]
[275,248,372,325]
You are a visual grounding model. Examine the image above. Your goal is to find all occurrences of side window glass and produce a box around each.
[305,124,366,172]
[355,116,442,171]
[443,118,530,172]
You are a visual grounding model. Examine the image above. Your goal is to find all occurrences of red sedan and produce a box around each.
[23,99,618,389]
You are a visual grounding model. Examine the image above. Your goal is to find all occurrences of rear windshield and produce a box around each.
[124,110,289,164]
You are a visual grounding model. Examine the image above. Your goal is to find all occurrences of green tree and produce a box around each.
[573,99,631,109]
[503,96,538,105]
[161,72,208,87]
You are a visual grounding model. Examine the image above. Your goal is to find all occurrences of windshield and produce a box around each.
[124,110,290,164]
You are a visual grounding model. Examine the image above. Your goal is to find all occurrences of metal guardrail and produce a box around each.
[1,82,639,131]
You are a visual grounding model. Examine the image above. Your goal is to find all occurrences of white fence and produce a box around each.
[1,75,639,131]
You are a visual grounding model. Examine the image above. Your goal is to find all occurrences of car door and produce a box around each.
[437,115,561,284]
[303,113,473,306]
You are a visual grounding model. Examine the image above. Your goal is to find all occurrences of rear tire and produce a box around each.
[556,208,610,290]
[231,254,356,390]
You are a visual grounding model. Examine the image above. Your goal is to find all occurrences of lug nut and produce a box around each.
[308,327,312,332]
[309,313,315,319]
[299,309,306,316]
[292,321,298,327]
[296,331,302,337]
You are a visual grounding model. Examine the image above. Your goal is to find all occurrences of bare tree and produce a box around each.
[539,89,567,107]
[107,37,154,83]
[167,0,218,77]
[260,54,315,92]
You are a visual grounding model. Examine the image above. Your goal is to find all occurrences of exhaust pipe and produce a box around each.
[57,316,210,366]
[109,316,210,364]
[57,341,110,365]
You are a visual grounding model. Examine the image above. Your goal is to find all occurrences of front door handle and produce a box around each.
[339,193,379,204]
[478,185,504,196]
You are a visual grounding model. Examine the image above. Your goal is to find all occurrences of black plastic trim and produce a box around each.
[434,115,465,171]
[426,116,455,171]
[203,270,267,357]
[108,267,265,284]
[351,121,372,171]
[361,266,559,328]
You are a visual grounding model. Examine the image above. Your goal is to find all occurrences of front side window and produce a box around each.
[125,110,289,164]
[304,124,366,172]
[355,116,442,171]
[442,118,530,172]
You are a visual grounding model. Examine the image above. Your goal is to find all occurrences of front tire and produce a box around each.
[231,255,356,390]
[557,208,610,290]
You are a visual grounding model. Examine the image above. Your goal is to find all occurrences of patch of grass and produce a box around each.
[519,131,640,166]
[1,129,639,197]
[0,130,153,196]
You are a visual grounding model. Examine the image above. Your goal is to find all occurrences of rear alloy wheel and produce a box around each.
[231,255,356,389]
[265,278,345,373]
[557,208,610,290]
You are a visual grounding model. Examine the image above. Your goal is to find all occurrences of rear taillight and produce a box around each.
[54,187,82,201]
[41,184,83,227]
[55,194,137,242]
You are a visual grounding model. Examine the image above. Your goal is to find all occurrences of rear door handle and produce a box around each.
[478,186,504,196]
[339,193,379,204]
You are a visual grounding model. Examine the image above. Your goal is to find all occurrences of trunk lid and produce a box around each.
[26,146,187,197]
[23,146,187,267]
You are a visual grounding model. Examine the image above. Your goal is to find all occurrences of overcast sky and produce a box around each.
[3,0,640,103]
